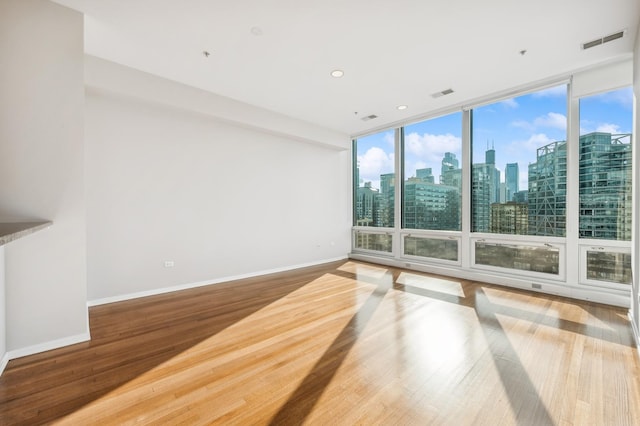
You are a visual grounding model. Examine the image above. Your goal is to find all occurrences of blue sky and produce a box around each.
[356,85,633,191]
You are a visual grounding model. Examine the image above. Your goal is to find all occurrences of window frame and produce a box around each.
[400,230,462,266]
[579,242,632,289]
[349,64,633,302]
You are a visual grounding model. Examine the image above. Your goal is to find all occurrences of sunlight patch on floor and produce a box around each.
[55,272,377,425]
[338,261,389,280]
[396,271,465,297]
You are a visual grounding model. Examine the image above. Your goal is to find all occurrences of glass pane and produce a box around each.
[471,85,568,236]
[354,231,392,252]
[586,250,631,284]
[579,87,633,241]
[404,236,458,261]
[354,131,395,227]
[402,112,462,231]
[475,241,559,275]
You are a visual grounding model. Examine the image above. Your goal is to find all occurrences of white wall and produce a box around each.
[632,24,640,342]
[0,247,6,372]
[0,1,88,353]
[85,56,350,151]
[85,64,351,302]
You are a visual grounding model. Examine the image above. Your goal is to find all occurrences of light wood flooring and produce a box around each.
[1,260,639,425]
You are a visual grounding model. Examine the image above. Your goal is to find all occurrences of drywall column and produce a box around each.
[0,246,5,372]
[0,1,89,356]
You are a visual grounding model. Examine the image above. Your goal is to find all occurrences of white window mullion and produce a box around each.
[461,109,472,269]
[394,127,403,259]
[565,80,580,285]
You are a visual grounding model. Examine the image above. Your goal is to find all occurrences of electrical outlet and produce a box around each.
[164,261,175,268]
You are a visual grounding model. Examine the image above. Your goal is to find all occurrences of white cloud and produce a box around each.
[524,133,554,147]
[533,112,567,130]
[404,132,461,160]
[356,147,394,189]
[591,87,633,109]
[403,132,461,182]
[507,133,554,156]
[500,98,518,108]
[405,160,429,179]
[595,123,620,133]
[581,121,623,134]
[383,131,395,147]
[511,112,566,133]
[579,119,594,134]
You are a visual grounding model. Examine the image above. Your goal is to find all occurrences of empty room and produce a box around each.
[1,0,640,424]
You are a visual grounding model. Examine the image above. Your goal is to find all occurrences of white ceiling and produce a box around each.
[54,0,639,136]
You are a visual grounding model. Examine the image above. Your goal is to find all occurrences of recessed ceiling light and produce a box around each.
[397,105,408,110]
[330,69,344,78]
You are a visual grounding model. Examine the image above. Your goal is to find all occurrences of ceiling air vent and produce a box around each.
[361,114,378,121]
[582,30,625,50]
[432,88,454,98]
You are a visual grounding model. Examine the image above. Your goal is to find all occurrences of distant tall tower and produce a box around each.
[505,162,519,201]
[472,145,500,231]
[485,148,495,165]
[379,173,395,227]
[441,152,459,176]
[416,168,434,183]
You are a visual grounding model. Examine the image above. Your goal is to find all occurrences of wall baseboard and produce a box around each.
[0,352,9,376]
[88,256,348,307]
[6,332,91,362]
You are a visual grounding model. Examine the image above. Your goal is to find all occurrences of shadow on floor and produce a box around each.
[0,261,345,425]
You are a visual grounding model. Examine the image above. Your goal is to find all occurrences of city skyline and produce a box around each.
[356,130,631,239]
[356,86,633,193]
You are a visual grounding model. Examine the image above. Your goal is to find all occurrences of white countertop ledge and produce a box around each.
[0,221,52,246]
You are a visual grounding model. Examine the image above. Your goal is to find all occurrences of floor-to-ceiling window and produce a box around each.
[351,68,633,304]
[401,112,462,263]
[353,130,395,253]
[578,87,633,288]
[470,85,568,277]
[471,85,568,236]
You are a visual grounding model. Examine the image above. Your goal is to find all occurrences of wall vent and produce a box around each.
[432,88,454,98]
[361,114,378,121]
[582,30,625,50]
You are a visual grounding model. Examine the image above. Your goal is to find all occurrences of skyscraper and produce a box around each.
[403,177,460,230]
[472,147,500,232]
[528,140,567,237]
[505,162,519,201]
[578,132,632,240]
[379,173,395,227]
[485,147,495,165]
[441,152,459,180]
[526,131,632,240]
[416,168,434,183]
[355,182,380,227]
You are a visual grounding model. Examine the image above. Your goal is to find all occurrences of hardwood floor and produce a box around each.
[1,260,639,425]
